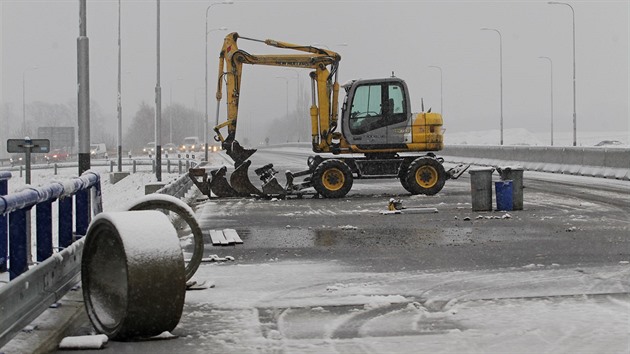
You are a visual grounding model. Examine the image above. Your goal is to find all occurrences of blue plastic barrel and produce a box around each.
[495,180,513,211]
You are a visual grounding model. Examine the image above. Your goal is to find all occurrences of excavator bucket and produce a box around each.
[229,160,264,196]
[254,163,286,197]
[209,166,243,197]
[224,140,257,167]
[261,176,286,196]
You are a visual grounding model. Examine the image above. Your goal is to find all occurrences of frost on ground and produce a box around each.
[178,260,630,353]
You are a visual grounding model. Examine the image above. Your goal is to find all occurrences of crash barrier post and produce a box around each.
[0,172,11,272]
[82,211,186,340]
[497,166,524,210]
[468,167,494,211]
[0,171,101,280]
[495,180,513,211]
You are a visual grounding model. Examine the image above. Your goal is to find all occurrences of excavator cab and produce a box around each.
[342,78,412,147]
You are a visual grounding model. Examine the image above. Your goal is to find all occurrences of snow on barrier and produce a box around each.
[441,145,630,181]
[0,171,102,349]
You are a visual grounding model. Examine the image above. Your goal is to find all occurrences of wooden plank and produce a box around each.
[209,230,227,246]
[223,229,243,244]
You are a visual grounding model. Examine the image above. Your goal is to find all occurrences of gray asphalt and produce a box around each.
[44,149,630,353]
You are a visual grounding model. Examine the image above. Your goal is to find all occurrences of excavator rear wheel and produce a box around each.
[312,159,353,198]
[404,157,446,196]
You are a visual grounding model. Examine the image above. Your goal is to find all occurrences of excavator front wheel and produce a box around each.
[312,159,353,198]
[404,157,446,196]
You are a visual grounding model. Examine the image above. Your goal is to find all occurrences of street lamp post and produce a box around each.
[168,77,183,144]
[22,66,38,134]
[539,56,554,146]
[481,27,504,145]
[428,65,443,116]
[117,0,122,172]
[548,1,577,146]
[275,76,290,141]
[205,1,232,162]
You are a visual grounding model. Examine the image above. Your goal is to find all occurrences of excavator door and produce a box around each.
[342,78,412,148]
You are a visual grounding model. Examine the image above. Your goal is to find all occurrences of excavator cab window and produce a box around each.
[349,82,407,135]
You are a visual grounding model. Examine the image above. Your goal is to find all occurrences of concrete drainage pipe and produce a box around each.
[126,194,204,281]
[81,211,186,340]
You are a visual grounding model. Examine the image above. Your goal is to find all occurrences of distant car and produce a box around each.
[207,143,221,153]
[163,143,177,157]
[44,149,70,163]
[143,142,156,156]
[594,140,624,147]
[179,136,201,152]
[90,143,108,159]
[9,154,24,166]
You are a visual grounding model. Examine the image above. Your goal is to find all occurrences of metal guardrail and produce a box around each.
[0,165,198,349]
[7,157,198,176]
[0,171,101,349]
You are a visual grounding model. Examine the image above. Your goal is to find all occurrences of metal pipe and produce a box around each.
[117,0,123,172]
[548,1,577,146]
[481,28,504,145]
[155,0,162,181]
[539,56,554,146]
[428,65,443,116]
[78,0,91,175]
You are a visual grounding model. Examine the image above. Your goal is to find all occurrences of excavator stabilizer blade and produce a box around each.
[209,166,242,197]
[261,176,286,197]
[230,160,264,196]
[225,140,257,166]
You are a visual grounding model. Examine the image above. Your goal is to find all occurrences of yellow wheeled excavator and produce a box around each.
[189,32,468,199]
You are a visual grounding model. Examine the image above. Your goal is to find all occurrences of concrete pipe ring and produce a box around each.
[81,211,186,340]
[127,195,204,281]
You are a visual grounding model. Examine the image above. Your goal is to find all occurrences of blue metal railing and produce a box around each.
[0,172,11,273]
[0,171,101,280]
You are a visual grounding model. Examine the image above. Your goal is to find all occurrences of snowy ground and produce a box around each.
[177,261,630,354]
[2,143,629,353]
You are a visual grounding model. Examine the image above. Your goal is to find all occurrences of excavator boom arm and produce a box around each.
[214,32,341,163]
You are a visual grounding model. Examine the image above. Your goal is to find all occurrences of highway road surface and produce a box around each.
[54,147,629,353]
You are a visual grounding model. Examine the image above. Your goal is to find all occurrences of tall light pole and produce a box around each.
[539,56,554,146]
[116,0,122,171]
[548,1,577,146]
[22,66,38,134]
[275,76,290,140]
[168,77,183,144]
[205,1,232,162]
[428,65,443,116]
[155,0,162,181]
[481,27,504,145]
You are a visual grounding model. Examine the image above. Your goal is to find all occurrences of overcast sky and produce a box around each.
[1,0,628,146]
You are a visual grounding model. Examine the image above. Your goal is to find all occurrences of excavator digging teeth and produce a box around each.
[230,160,264,197]
[209,166,243,197]
[225,140,257,167]
[261,177,286,197]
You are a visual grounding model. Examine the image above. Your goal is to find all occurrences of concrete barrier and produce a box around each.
[440,145,629,181]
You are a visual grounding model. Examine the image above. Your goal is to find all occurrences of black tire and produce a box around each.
[404,156,446,195]
[400,175,413,193]
[311,159,353,198]
[127,197,204,281]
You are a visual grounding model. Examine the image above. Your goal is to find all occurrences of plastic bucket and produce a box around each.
[497,166,524,210]
[495,180,513,211]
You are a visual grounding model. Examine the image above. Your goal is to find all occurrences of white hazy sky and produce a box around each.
[1,0,628,145]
